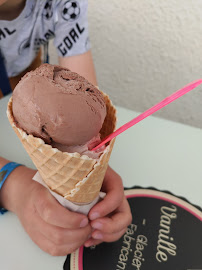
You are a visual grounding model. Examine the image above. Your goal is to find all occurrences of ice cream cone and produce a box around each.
[7,92,117,204]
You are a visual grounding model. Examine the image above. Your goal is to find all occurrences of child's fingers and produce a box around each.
[34,187,88,229]
[29,229,80,256]
[84,239,103,248]
[91,198,132,234]
[30,211,91,246]
[92,227,127,243]
[89,167,124,220]
[84,227,126,247]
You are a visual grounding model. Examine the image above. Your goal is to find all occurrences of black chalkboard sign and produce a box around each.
[64,187,202,270]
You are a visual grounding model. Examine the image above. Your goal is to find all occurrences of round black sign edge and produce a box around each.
[64,185,202,270]
[124,185,202,212]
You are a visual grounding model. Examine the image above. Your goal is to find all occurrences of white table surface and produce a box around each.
[0,94,202,270]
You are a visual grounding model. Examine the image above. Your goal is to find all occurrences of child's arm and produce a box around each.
[59,50,97,85]
[0,157,92,255]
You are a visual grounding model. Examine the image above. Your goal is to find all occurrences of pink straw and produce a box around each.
[92,79,202,151]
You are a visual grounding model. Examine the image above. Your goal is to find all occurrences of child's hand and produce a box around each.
[85,166,132,247]
[0,166,92,256]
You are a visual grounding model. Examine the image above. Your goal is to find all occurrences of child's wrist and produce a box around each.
[0,162,22,189]
[0,162,22,214]
[0,165,35,213]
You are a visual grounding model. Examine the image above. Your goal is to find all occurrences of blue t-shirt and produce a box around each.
[0,0,90,77]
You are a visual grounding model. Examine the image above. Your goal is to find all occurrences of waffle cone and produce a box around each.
[7,92,117,204]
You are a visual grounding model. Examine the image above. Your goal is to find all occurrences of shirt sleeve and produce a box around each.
[53,0,91,57]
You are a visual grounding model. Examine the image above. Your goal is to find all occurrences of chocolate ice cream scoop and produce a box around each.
[12,64,106,148]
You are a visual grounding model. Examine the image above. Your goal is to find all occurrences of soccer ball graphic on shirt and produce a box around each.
[43,0,53,20]
[62,0,80,21]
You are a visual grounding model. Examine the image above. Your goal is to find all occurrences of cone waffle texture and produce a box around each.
[7,92,117,204]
